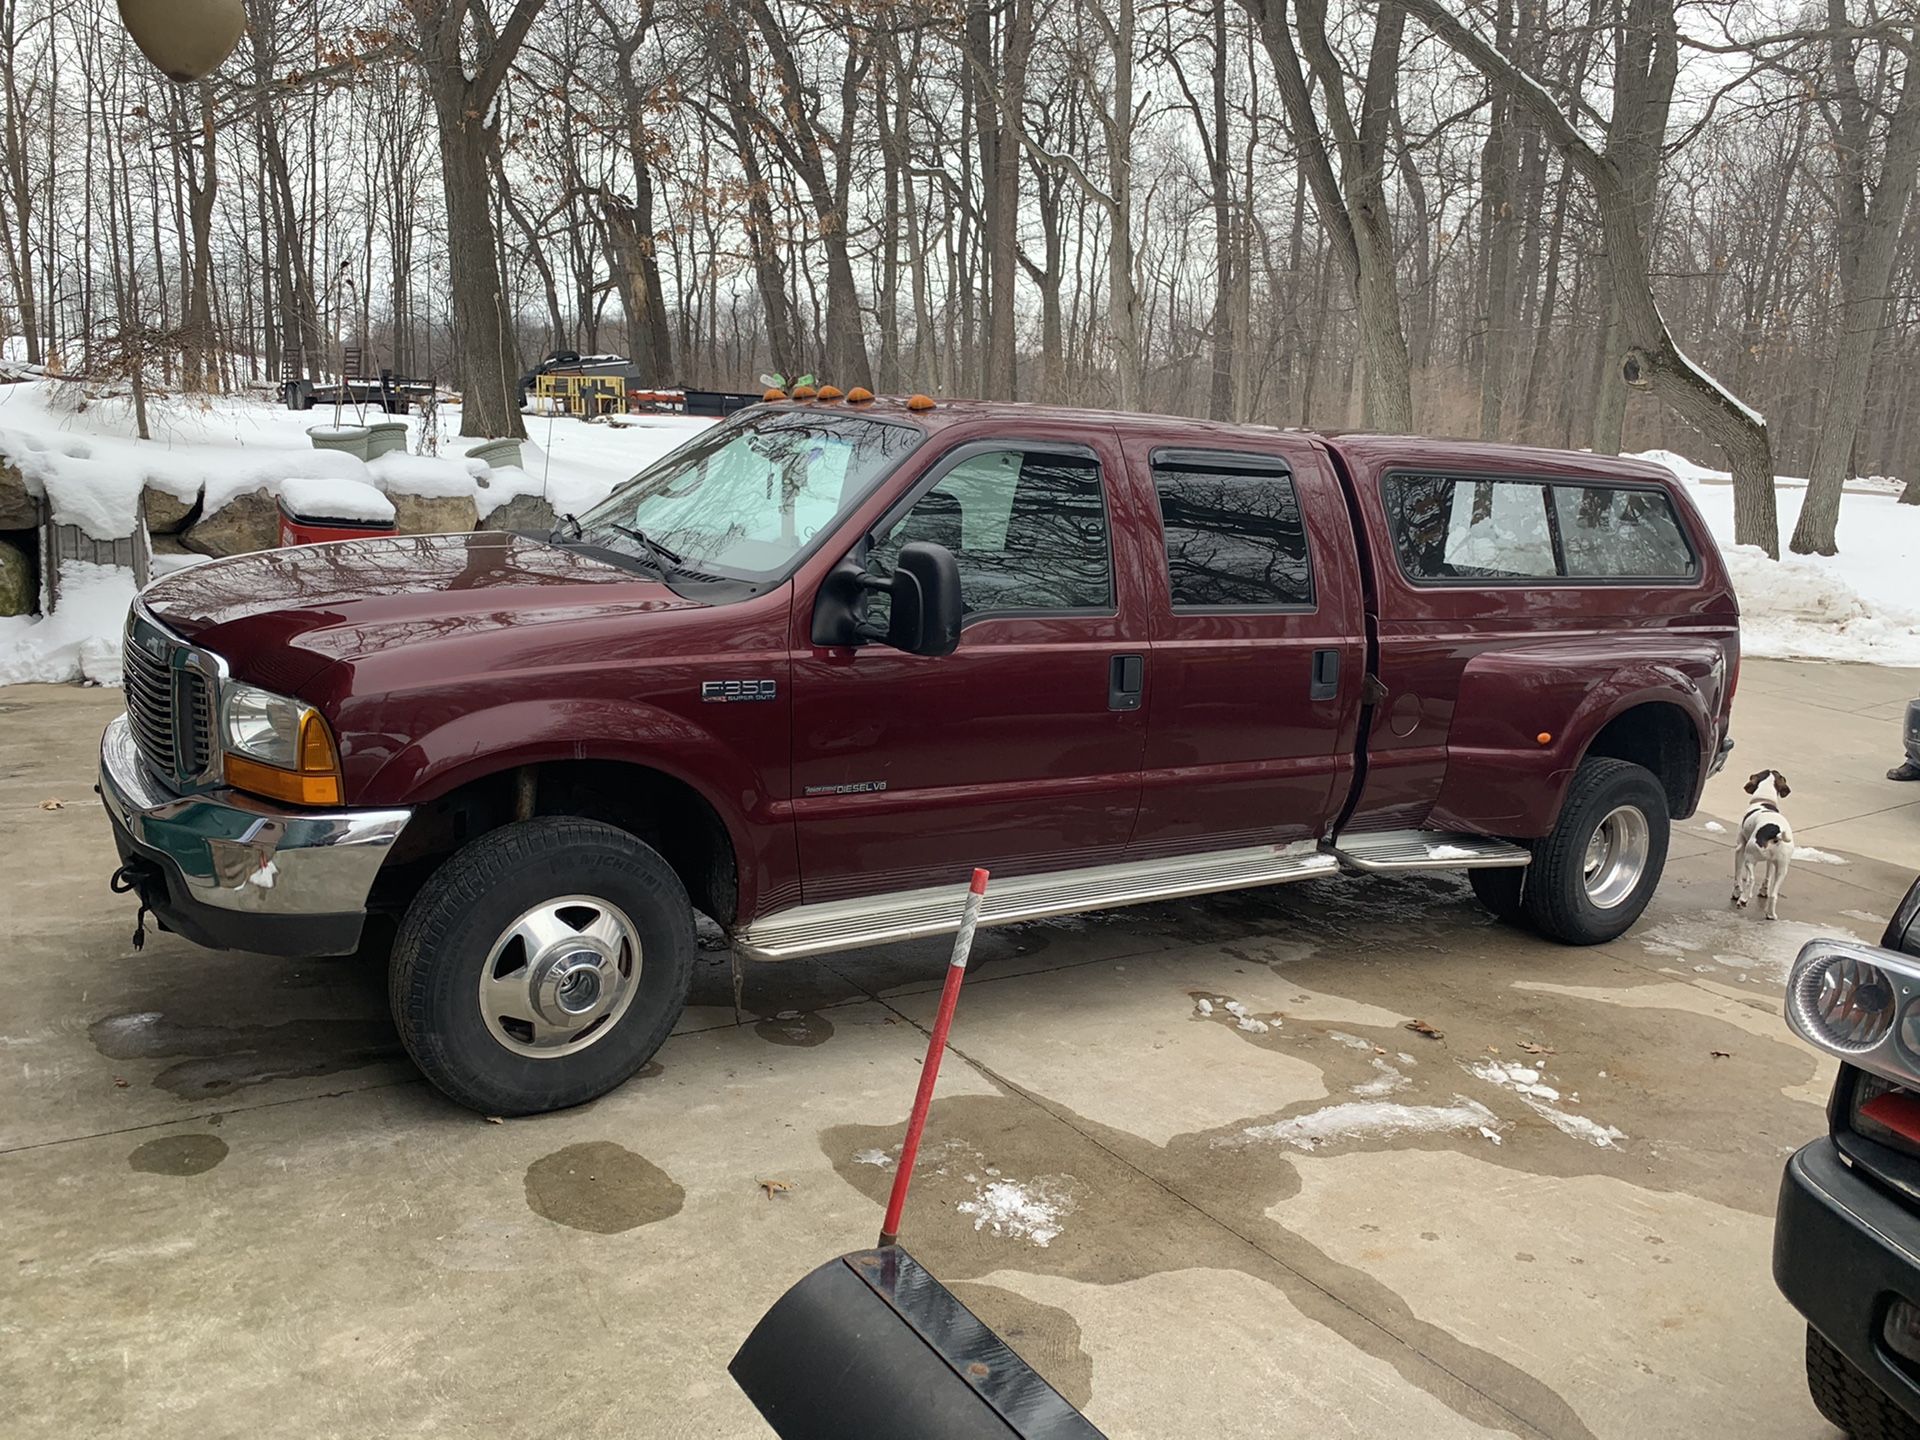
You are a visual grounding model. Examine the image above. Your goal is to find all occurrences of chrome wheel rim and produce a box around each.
[1582,806,1650,909]
[478,896,642,1059]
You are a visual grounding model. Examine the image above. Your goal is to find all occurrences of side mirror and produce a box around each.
[810,541,963,657]
[875,542,963,657]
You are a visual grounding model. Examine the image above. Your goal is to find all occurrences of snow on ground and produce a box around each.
[0,379,712,682]
[1637,907,1862,983]
[0,561,135,686]
[1233,1097,1499,1150]
[1633,449,1920,666]
[956,1175,1075,1246]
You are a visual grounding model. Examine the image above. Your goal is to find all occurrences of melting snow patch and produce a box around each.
[1426,844,1481,860]
[852,1149,894,1168]
[1793,846,1847,865]
[1193,998,1214,1016]
[1351,1059,1411,1098]
[1237,1016,1272,1034]
[1479,1126,1503,1146]
[1701,821,1727,834]
[1532,1107,1627,1149]
[1224,1001,1249,1018]
[1234,1097,1497,1151]
[1639,909,1859,983]
[1469,1060,1561,1102]
[956,1177,1074,1246]
[1327,1031,1374,1051]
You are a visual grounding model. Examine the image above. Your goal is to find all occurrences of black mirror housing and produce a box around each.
[809,541,963,657]
[882,543,963,657]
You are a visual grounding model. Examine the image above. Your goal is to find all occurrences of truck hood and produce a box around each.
[142,531,701,686]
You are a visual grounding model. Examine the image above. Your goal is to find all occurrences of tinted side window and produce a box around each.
[1552,486,1695,579]
[873,450,1111,615]
[1385,476,1556,580]
[1153,465,1312,607]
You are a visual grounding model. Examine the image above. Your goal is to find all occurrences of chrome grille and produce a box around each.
[121,608,220,786]
[121,627,177,777]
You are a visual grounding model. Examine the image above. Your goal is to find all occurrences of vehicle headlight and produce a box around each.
[220,682,344,806]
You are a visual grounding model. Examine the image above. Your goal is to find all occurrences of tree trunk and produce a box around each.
[1790,16,1920,553]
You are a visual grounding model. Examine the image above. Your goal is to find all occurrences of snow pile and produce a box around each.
[955,1175,1074,1246]
[1633,449,1920,666]
[0,380,715,685]
[1351,1058,1412,1098]
[1235,1097,1498,1150]
[0,562,134,686]
[278,476,395,523]
[1793,846,1847,865]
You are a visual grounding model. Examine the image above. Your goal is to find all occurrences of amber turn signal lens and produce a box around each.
[224,711,344,806]
[816,384,844,401]
[762,388,786,402]
[791,384,818,401]
[846,386,874,403]
[906,393,934,411]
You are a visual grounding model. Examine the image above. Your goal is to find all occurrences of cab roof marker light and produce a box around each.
[762,388,786,402]
[1786,938,1920,1087]
[791,384,818,401]
[906,393,935,411]
[846,387,875,404]
[816,384,844,402]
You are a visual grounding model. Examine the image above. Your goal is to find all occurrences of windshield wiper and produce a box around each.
[605,522,684,572]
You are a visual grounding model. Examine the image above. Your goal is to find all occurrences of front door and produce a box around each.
[1126,441,1367,857]
[790,437,1148,906]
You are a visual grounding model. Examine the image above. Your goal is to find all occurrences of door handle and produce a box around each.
[1310,648,1341,701]
[1109,653,1144,712]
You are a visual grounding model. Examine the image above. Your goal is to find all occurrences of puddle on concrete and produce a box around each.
[948,1280,1095,1410]
[524,1141,684,1234]
[754,1009,834,1047]
[128,1134,229,1176]
[89,1010,402,1097]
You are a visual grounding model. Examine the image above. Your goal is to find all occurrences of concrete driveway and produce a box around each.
[3,659,1916,1439]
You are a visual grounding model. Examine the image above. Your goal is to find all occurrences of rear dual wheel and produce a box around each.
[390,817,694,1116]
[1473,757,1670,946]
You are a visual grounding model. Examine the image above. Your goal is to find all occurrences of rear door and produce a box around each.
[788,431,1151,905]
[1125,439,1367,857]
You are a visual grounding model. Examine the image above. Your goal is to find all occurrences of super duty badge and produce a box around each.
[702,679,778,703]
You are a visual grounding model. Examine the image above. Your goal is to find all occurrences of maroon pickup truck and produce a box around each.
[100,398,1738,1114]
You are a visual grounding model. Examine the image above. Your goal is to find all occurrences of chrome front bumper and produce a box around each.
[99,713,410,930]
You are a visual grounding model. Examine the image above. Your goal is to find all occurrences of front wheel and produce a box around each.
[1523,757,1669,945]
[390,817,694,1115]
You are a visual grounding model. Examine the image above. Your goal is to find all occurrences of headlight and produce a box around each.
[220,683,343,806]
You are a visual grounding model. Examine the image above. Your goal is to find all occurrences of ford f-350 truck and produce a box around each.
[100,398,1738,1114]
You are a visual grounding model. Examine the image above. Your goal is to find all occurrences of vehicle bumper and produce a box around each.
[1775,1138,1920,1425]
[1709,732,1735,778]
[97,714,410,958]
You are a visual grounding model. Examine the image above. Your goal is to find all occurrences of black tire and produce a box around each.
[390,817,693,1116]
[1469,866,1527,924]
[1806,1326,1920,1439]
[1522,756,1669,945]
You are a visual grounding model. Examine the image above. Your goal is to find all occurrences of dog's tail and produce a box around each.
[1755,822,1786,847]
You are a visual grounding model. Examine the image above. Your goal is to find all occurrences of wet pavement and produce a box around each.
[3,660,1917,1438]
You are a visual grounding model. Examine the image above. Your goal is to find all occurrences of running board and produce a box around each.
[735,841,1340,961]
[1329,829,1531,873]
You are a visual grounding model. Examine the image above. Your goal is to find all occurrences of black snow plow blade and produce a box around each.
[730,1246,1106,1439]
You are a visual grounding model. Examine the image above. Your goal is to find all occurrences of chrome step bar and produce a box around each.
[1329,829,1531,873]
[735,841,1339,961]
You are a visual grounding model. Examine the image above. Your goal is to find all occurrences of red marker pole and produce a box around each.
[878,867,990,1248]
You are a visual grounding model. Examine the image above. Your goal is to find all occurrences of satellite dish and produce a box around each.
[117,0,247,82]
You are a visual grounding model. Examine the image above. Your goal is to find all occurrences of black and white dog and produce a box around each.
[1732,769,1794,921]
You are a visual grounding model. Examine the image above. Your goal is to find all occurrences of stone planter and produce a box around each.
[307,424,372,461]
[365,421,409,459]
[466,438,524,470]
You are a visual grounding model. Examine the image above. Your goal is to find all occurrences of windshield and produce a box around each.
[577,410,922,582]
